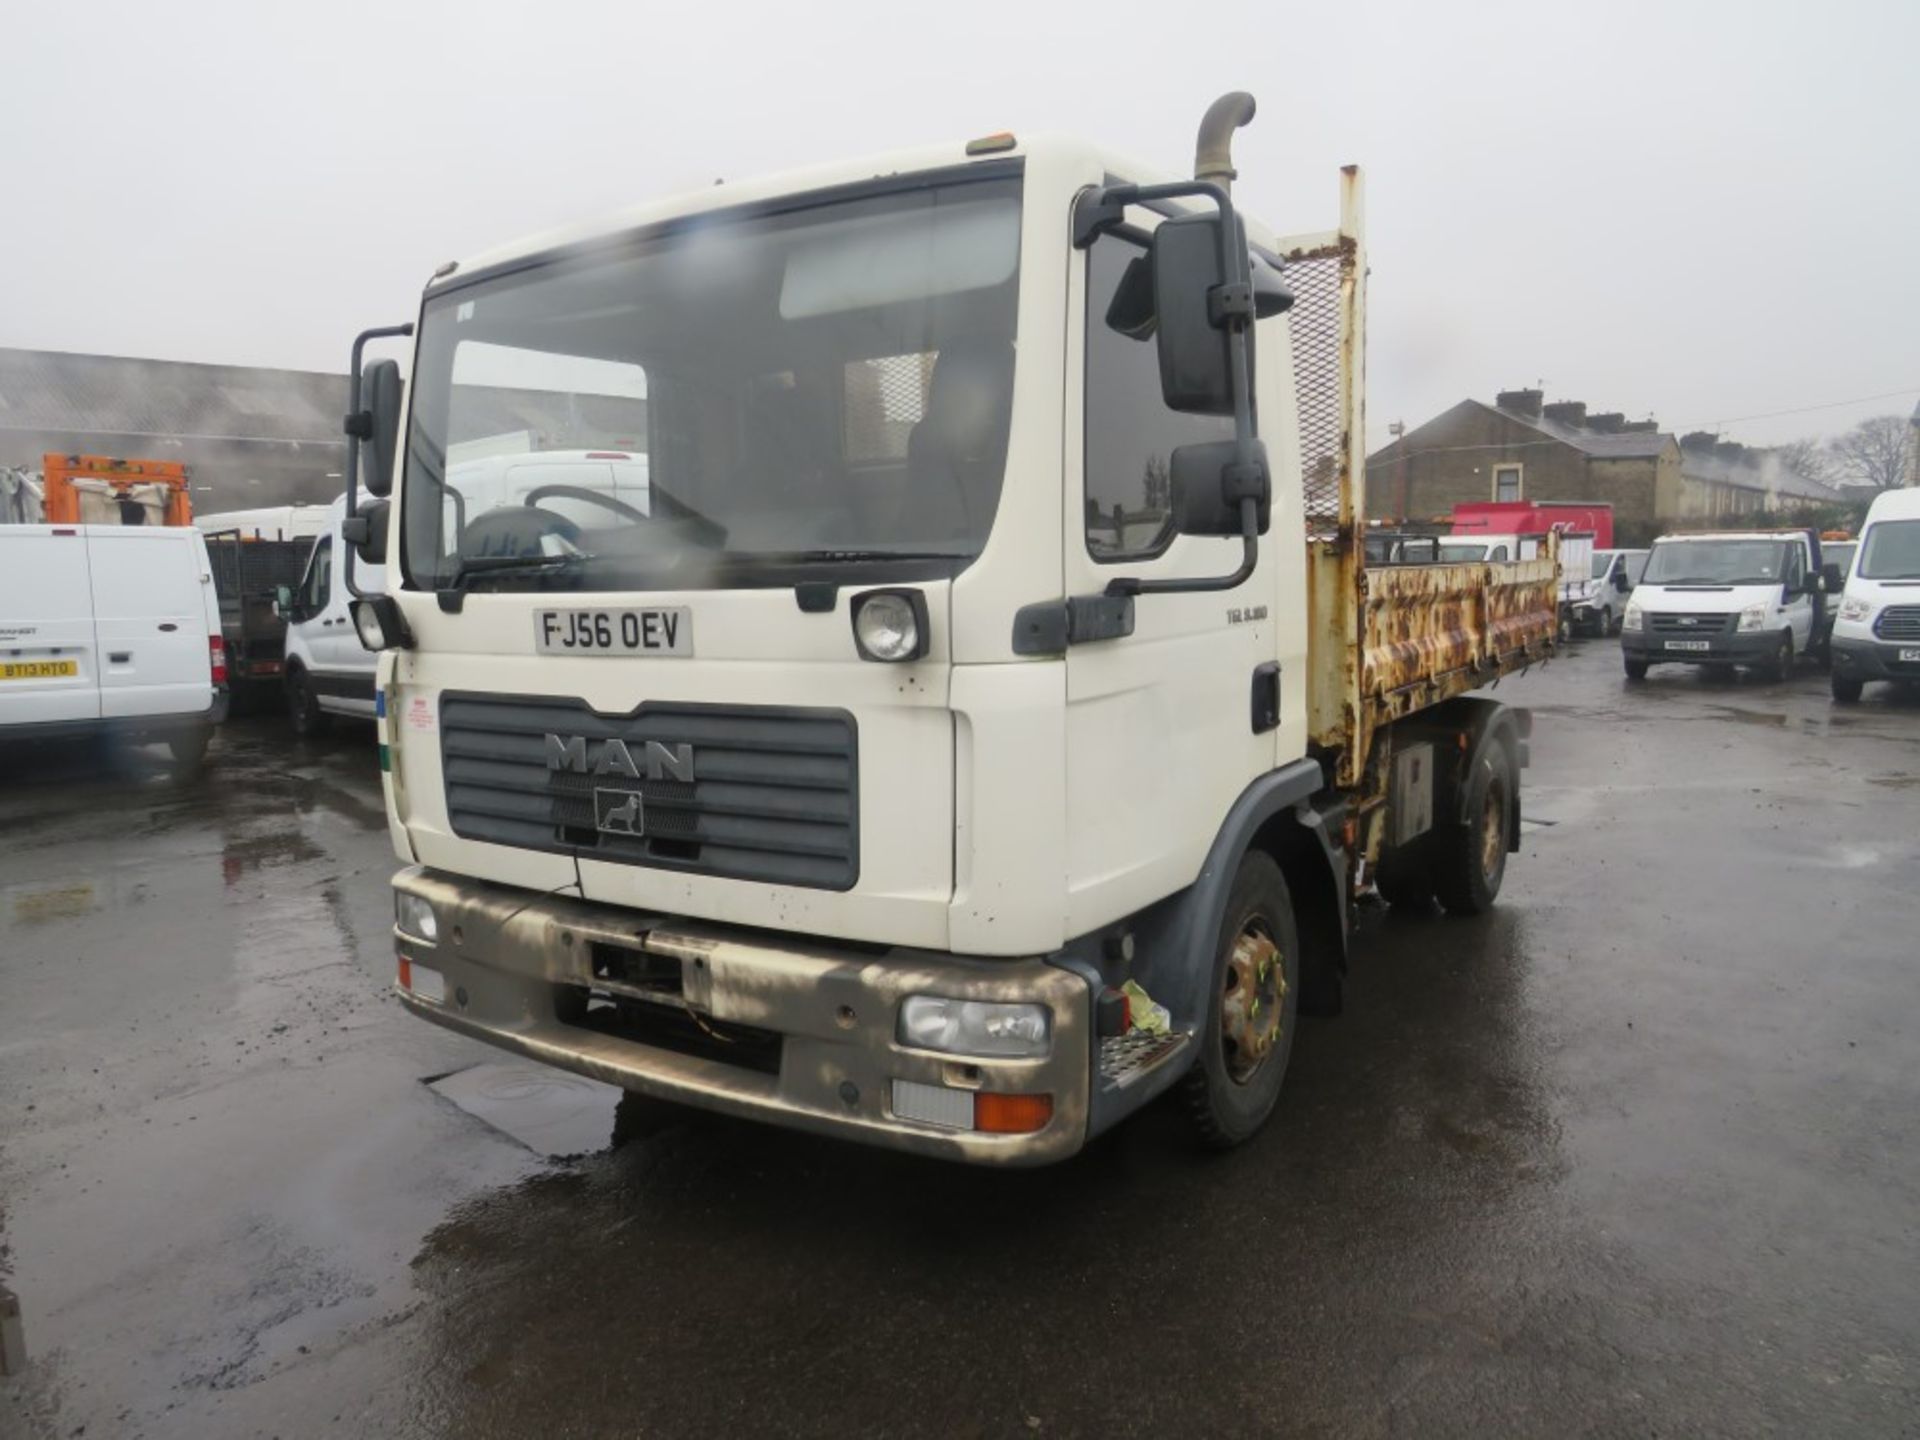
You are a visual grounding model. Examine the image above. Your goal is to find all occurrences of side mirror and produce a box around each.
[273,584,294,618]
[340,499,389,566]
[1151,211,1246,415]
[1612,569,1632,593]
[1801,573,1823,597]
[1171,439,1271,537]
[354,359,405,498]
[1820,563,1844,592]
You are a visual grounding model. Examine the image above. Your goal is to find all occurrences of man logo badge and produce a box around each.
[594,787,645,836]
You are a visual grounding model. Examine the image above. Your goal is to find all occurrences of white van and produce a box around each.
[282,495,386,734]
[0,525,227,763]
[1829,489,1920,702]
[1620,530,1829,681]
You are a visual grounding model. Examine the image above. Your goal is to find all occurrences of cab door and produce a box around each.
[1058,210,1292,940]
[1782,541,1815,651]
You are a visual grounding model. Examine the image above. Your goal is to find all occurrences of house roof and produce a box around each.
[1678,444,1845,503]
[0,346,346,448]
[1479,400,1672,459]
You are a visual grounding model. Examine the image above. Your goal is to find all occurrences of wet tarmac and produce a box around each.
[3,645,1918,1438]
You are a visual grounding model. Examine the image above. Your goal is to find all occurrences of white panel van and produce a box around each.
[0,524,228,763]
[1829,489,1920,702]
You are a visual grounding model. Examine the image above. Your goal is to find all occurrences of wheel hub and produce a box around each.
[1480,776,1507,879]
[1221,926,1285,1084]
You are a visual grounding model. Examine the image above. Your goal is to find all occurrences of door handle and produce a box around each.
[110,652,131,664]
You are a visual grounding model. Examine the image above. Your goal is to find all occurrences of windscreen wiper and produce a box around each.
[437,551,590,612]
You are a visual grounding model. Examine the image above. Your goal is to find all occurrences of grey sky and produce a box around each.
[5,0,1915,449]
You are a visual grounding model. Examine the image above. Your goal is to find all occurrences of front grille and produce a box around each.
[1649,612,1735,635]
[1873,605,1920,641]
[440,693,858,890]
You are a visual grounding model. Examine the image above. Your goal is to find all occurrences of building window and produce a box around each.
[1493,465,1523,502]
[1084,230,1234,560]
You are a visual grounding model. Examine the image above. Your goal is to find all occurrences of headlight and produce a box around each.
[1737,603,1769,632]
[897,996,1051,1058]
[1622,602,1644,633]
[350,596,412,652]
[1838,595,1871,623]
[851,589,929,663]
[395,892,439,944]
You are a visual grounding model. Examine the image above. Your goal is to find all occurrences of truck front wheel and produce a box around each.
[1432,742,1512,917]
[1183,852,1301,1150]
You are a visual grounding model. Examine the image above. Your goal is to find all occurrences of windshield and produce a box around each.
[400,173,1023,592]
[1822,541,1857,576]
[1590,551,1615,579]
[1439,543,1488,562]
[1857,521,1920,580]
[1642,539,1792,586]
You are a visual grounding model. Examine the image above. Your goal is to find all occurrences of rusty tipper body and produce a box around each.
[348,96,1556,1165]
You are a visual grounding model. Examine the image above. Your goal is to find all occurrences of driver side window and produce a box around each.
[300,537,332,617]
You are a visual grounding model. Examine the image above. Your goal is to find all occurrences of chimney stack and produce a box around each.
[1496,388,1544,419]
[1621,419,1659,434]
[1587,412,1625,433]
[1714,441,1746,464]
[1681,430,1717,450]
[1543,401,1588,429]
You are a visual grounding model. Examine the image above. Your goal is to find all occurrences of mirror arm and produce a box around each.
[342,321,414,601]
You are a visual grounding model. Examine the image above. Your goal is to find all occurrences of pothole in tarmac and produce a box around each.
[427,1061,624,1159]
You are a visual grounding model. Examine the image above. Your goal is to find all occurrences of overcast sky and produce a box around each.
[4,0,1915,448]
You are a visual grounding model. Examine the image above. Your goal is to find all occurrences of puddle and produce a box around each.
[1706,706,1789,728]
[428,1061,624,1158]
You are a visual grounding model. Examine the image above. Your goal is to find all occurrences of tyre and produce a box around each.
[1601,605,1617,637]
[1624,658,1649,681]
[1556,609,1573,645]
[1432,741,1512,917]
[1182,852,1302,1150]
[167,729,212,771]
[287,666,330,738]
[1758,631,1793,683]
[1832,674,1864,703]
[1374,843,1435,910]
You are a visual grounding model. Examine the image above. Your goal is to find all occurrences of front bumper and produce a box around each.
[1621,628,1777,663]
[391,867,1093,1165]
[1831,636,1920,682]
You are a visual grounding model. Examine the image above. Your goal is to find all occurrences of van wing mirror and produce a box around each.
[340,499,390,566]
[1820,563,1844,592]
[1151,210,1247,415]
[1172,439,1271,537]
[1613,569,1632,593]
[273,584,294,618]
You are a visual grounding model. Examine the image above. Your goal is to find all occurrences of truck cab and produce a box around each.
[1621,529,1833,680]
[347,103,1552,1165]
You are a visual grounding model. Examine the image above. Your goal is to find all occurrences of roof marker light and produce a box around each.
[965,132,1017,156]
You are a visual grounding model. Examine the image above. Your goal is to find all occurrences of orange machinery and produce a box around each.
[40,453,194,526]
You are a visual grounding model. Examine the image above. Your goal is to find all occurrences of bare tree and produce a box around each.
[1772,436,1839,489]
[1830,415,1910,492]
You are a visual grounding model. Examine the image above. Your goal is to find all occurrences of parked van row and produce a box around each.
[1620,528,1840,682]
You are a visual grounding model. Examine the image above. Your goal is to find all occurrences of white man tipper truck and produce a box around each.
[341,96,1557,1165]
